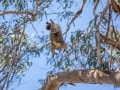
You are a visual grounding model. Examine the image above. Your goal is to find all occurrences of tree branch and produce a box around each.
[100,33,120,50]
[93,0,100,16]
[0,0,46,16]
[110,0,120,14]
[0,11,33,16]
[95,3,110,65]
[39,69,120,90]
[63,0,87,34]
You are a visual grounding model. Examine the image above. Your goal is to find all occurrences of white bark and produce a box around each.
[39,69,120,90]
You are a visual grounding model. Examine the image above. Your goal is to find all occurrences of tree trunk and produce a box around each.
[39,69,120,90]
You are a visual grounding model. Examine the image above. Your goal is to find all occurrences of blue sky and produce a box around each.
[7,0,120,90]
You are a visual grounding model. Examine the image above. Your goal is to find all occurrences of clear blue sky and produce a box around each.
[9,0,120,90]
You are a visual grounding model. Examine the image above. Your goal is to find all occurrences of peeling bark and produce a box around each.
[39,69,120,90]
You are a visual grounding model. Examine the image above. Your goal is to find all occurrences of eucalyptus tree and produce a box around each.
[0,0,120,90]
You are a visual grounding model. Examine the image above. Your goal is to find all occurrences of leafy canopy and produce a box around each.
[0,0,120,89]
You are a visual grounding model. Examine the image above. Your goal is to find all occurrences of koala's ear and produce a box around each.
[50,19,54,24]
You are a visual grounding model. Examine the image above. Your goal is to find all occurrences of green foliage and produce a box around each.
[0,22,44,89]
[1,0,27,10]
[0,0,120,89]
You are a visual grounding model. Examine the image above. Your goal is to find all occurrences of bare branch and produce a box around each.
[93,0,100,16]
[0,11,33,16]
[0,0,46,16]
[100,33,120,50]
[39,69,120,90]
[110,0,120,14]
[95,3,110,66]
[63,0,87,34]
[96,3,110,27]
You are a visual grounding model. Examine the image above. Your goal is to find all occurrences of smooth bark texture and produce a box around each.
[100,34,120,50]
[39,69,120,90]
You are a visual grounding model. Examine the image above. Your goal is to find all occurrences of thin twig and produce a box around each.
[93,0,100,16]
